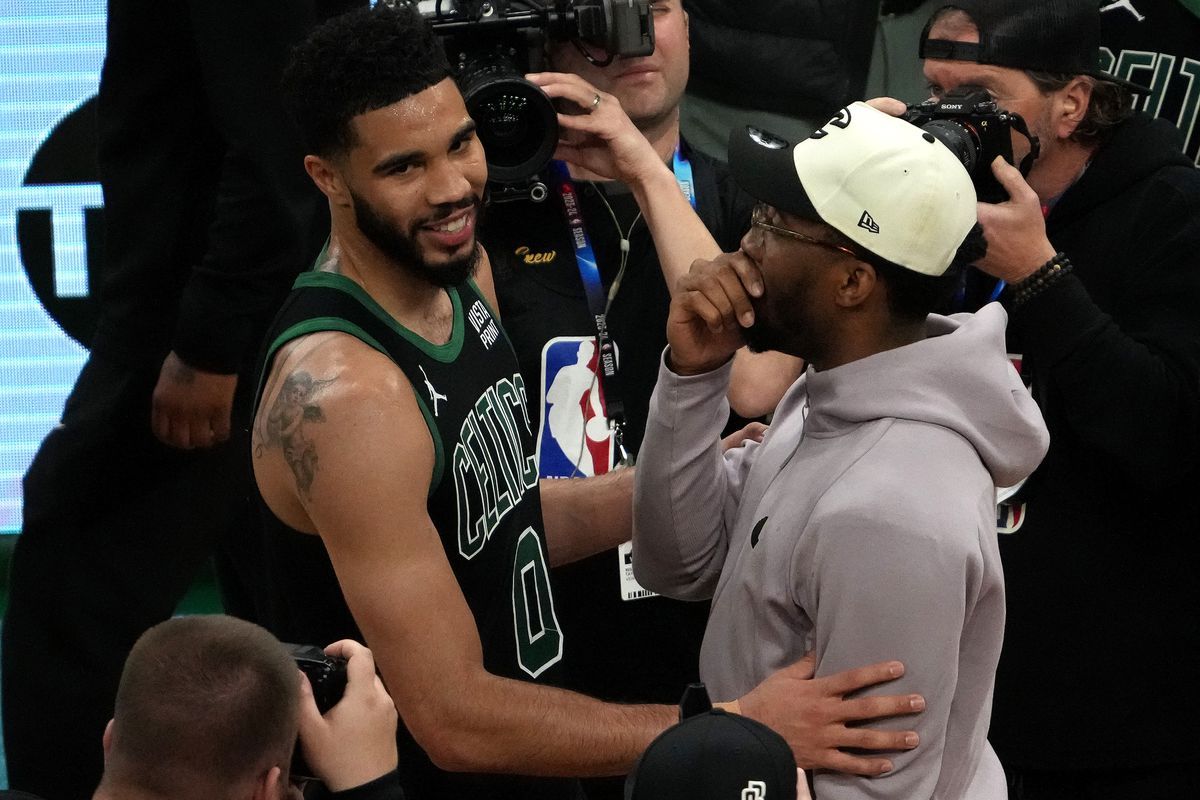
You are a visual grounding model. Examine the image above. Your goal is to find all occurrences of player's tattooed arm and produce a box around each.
[255,370,335,498]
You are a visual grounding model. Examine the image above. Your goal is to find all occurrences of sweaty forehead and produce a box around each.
[350,79,467,140]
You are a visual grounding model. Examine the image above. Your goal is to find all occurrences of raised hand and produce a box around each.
[974,156,1057,282]
[666,251,764,376]
[525,71,667,185]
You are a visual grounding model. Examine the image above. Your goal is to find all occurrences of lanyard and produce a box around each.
[673,145,697,210]
[547,146,696,464]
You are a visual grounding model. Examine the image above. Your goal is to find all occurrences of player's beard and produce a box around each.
[742,292,789,355]
[742,291,824,362]
[351,189,482,288]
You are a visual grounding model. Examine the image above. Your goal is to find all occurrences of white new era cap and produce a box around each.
[729,101,977,277]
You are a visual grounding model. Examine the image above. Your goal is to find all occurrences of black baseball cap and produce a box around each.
[920,0,1150,93]
[624,709,798,800]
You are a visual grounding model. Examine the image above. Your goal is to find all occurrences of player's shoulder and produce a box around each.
[261,329,419,422]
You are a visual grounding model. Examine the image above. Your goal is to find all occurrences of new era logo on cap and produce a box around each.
[858,211,880,234]
[729,102,977,276]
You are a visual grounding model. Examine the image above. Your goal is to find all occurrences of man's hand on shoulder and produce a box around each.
[666,251,763,376]
[151,350,237,449]
[733,654,924,776]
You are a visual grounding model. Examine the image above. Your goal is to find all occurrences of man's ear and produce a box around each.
[304,155,351,209]
[834,260,877,309]
[251,765,284,800]
[102,719,115,762]
[1055,76,1094,140]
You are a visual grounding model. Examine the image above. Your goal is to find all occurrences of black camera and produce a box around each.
[287,644,348,782]
[290,643,348,713]
[410,0,654,193]
[901,85,1039,203]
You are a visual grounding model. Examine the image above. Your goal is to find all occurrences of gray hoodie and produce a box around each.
[632,304,1049,800]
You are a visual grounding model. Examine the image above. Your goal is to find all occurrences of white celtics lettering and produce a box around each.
[454,374,539,559]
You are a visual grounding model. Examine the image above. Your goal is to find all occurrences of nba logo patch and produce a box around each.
[997,501,1026,534]
[536,337,616,478]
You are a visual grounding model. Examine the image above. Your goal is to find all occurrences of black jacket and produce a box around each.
[684,0,880,119]
[989,114,1200,770]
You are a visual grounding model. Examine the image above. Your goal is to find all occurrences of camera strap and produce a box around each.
[547,147,696,466]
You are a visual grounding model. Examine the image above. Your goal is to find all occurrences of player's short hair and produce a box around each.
[106,615,299,799]
[283,3,452,157]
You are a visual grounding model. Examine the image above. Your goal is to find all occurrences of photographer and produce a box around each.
[92,616,401,800]
[917,1,1200,796]
[479,13,801,795]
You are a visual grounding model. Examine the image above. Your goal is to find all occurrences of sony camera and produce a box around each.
[900,85,1039,203]
[409,0,654,194]
[287,644,349,782]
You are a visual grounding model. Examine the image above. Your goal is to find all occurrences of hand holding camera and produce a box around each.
[878,87,1056,282]
[291,640,399,792]
[900,85,1039,204]
[413,0,654,187]
[525,71,666,185]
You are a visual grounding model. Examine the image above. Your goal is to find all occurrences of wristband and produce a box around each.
[1012,252,1074,306]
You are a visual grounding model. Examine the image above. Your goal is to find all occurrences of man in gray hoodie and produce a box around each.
[631,102,1050,799]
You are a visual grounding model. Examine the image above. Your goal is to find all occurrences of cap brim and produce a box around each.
[728,126,821,223]
[1087,69,1151,95]
[921,36,1152,95]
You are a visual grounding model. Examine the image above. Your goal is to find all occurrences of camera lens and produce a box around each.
[920,119,981,175]
[457,51,559,183]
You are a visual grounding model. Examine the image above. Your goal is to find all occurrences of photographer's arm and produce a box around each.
[527,72,803,417]
[976,158,1200,484]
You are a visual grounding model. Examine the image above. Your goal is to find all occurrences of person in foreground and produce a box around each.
[632,101,1050,799]
[918,2,1200,795]
[251,6,924,799]
[92,615,401,800]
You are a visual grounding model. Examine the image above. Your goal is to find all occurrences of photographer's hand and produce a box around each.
[974,156,1057,283]
[864,96,908,117]
[296,640,398,792]
[666,251,763,376]
[525,71,668,185]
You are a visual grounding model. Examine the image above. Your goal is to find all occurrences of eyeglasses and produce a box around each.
[749,204,860,260]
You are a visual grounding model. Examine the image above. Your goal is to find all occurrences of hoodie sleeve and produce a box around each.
[632,351,757,600]
[801,474,1001,800]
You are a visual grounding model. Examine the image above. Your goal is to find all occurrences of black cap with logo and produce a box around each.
[920,0,1150,93]
[624,708,798,800]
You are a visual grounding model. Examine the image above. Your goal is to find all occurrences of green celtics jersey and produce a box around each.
[254,270,571,800]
